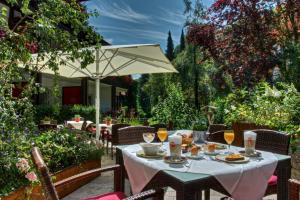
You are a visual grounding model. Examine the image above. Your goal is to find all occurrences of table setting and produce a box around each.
[122,130,278,200]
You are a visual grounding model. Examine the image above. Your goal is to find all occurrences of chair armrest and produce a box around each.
[289,179,300,200]
[54,165,120,188]
[124,188,164,200]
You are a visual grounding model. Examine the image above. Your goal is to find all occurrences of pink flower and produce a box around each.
[16,158,30,173]
[25,172,37,182]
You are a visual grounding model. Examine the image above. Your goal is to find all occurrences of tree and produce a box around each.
[151,83,194,129]
[182,0,207,109]
[136,74,151,117]
[143,74,168,109]
[166,30,174,61]
[187,0,279,86]
[0,0,100,134]
[180,29,186,52]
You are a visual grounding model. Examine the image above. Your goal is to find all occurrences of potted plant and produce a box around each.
[41,116,51,125]
[74,114,81,122]
[105,116,112,125]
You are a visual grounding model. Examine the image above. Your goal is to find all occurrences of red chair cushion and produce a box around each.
[268,175,278,186]
[83,192,127,200]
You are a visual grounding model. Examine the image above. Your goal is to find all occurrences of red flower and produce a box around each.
[25,42,38,53]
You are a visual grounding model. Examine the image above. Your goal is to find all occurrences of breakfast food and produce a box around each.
[207,143,216,153]
[181,134,193,145]
[181,144,188,150]
[191,145,199,156]
[225,154,245,161]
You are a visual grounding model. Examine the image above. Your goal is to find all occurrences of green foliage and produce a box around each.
[280,42,300,91]
[0,129,103,196]
[172,45,217,107]
[143,74,168,109]
[0,0,100,140]
[180,29,186,52]
[166,30,174,61]
[215,82,300,133]
[136,74,151,117]
[34,129,102,172]
[35,105,96,123]
[151,83,204,129]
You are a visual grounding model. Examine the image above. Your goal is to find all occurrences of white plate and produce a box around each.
[204,151,220,156]
[215,155,250,164]
[136,150,166,158]
[185,152,204,160]
[164,156,187,164]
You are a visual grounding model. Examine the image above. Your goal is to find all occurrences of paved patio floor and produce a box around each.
[63,153,277,200]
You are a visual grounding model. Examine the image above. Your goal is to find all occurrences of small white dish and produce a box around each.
[139,143,161,156]
[185,152,204,160]
[204,151,220,156]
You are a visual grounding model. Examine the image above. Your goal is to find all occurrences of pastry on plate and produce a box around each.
[225,154,245,161]
[191,145,199,156]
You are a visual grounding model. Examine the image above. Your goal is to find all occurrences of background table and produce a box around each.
[116,146,291,200]
[67,121,93,130]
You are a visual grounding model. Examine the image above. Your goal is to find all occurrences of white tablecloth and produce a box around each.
[99,123,112,132]
[122,143,278,200]
[67,121,112,132]
[67,121,93,130]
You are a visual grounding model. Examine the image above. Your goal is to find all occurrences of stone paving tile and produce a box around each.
[63,153,277,200]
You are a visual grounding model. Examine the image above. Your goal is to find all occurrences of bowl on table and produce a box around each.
[140,143,161,156]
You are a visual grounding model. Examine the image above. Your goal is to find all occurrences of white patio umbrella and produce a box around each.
[29,44,178,140]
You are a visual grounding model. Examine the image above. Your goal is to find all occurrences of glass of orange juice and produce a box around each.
[224,130,235,153]
[157,128,168,147]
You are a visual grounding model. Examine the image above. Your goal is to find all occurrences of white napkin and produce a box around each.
[175,130,193,137]
[122,143,278,200]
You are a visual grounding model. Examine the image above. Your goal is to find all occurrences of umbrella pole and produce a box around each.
[95,48,101,141]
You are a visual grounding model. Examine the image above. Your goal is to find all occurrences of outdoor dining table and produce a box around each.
[67,120,93,130]
[116,142,291,200]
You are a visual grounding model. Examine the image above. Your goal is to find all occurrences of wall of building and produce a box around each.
[88,80,112,113]
[40,74,112,112]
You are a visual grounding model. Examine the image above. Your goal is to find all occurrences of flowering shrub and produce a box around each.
[214,82,300,133]
[0,129,103,197]
[151,83,206,129]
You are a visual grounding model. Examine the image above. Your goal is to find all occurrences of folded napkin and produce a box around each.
[175,130,193,137]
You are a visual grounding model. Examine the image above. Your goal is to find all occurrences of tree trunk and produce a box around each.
[193,46,199,110]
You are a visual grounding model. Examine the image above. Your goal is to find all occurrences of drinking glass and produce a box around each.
[157,128,168,145]
[244,131,257,155]
[143,133,155,143]
[169,135,182,161]
[224,130,235,153]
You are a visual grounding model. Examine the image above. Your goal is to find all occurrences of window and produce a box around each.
[62,86,81,105]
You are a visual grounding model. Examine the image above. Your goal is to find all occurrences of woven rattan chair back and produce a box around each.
[207,130,226,144]
[31,147,59,200]
[252,129,290,155]
[208,124,227,134]
[232,122,269,147]
[118,126,155,145]
[289,179,300,200]
[111,123,130,145]
[151,124,167,132]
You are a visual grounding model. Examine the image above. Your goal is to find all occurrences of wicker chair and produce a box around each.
[206,129,291,200]
[110,123,130,159]
[208,124,227,134]
[207,130,226,144]
[253,129,291,196]
[86,123,97,136]
[31,147,164,200]
[232,122,269,147]
[289,179,300,200]
[117,126,155,145]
